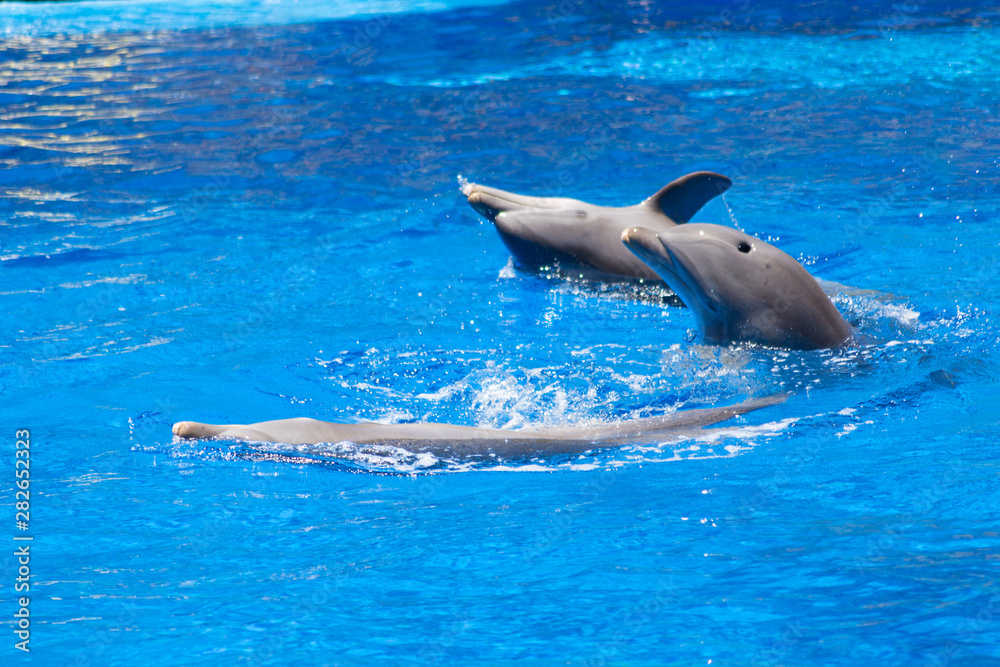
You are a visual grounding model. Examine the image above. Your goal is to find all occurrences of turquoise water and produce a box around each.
[2,0,1000,664]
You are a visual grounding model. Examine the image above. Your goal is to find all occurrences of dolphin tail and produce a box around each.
[641,171,732,223]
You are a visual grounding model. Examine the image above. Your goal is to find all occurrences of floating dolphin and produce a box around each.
[172,394,784,458]
[463,171,732,281]
[622,224,852,350]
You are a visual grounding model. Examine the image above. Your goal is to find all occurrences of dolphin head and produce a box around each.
[621,224,852,350]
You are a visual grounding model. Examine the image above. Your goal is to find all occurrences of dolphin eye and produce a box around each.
[737,241,752,253]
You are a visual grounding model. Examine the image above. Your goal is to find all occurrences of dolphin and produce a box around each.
[621,224,852,350]
[172,394,784,459]
[463,171,732,281]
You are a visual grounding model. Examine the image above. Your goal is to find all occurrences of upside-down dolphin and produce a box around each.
[172,394,784,458]
[622,224,852,350]
[463,171,732,281]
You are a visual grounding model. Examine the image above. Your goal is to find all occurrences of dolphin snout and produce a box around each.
[466,190,502,221]
[462,183,530,222]
[462,182,573,224]
[621,227,672,265]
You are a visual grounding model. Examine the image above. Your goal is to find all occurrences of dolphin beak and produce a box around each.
[462,184,533,222]
[464,185,503,221]
[621,227,718,318]
[463,183,573,222]
[621,227,674,270]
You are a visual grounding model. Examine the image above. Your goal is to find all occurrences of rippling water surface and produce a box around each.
[2,1,999,664]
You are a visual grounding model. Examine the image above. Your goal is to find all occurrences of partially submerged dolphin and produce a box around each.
[172,394,784,459]
[622,224,852,350]
[463,171,732,281]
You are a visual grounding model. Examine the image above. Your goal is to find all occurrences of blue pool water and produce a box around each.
[2,0,1000,664]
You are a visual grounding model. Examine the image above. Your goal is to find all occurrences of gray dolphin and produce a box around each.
[463,171,732,281]
[172,394,784,458]
[622,224,852,350]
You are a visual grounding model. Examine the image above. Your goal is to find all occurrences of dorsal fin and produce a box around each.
[641,171,733,224]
